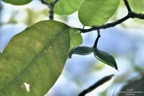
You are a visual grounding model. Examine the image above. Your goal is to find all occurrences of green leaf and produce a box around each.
[78,0,120,26]
[0,20,70,96]
[94,49,118,70]
[54,0,83,15]
[69,46,94,58]
[70,29,82,50]
[2,0,32,5]
[45,0,55,3]
[129,0,144,12]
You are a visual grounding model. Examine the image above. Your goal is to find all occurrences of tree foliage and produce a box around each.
[1,0,144,95]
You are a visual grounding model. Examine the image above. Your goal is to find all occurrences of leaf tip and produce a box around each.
[114,65,118,71]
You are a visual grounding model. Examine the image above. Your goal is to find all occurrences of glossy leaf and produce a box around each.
[94,49,118,70]
[70,29,82,50]
[69,46,94,58]
[2,0,32,5]
[0,20,70,96]
[78,0,120,26]
[54,0,83,15]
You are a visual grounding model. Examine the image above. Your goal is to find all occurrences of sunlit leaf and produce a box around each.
[69,46,94,58]
[94,49,118,70]
[2,0,32,5]
[54,0,83,15]
[70,29,82,50]
[0,20,70,96]
[78,0,120,26]
[129,0,144,12]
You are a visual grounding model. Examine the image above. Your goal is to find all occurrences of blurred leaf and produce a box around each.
[94,49,118,70]
[70,29,82,50]
[2,0,32,5]
[93,61,106,71]
[69,46,94,58]
[45,0,55,3]
[118,77,144,96]
[129,0,144,12]
[99,90,108,96]
[54,0,83,15]
[25,8,48,26]
[78,0,120,26]
[0,20,70,96]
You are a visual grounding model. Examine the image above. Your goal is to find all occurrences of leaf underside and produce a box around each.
[94,49,118,70]
[69,46,94,58]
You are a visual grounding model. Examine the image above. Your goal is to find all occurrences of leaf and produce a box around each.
[94,49,118,70]
[78,0,120,26]
[69,46,94,58]
[45,0,55,3]
[128,0,144,12]
[0,20,70,96]
[54,0,83,15]
[70,29,82,50]
[2,0,32,5]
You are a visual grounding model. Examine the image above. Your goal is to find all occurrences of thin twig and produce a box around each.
[93,30,101,48]
[40,0,59,20]
[78,74,114,96]
[123,0,132,12]
[49,0,59,20]
[40,0,49,5]
[74,14,130,33]
[74,11,144,33]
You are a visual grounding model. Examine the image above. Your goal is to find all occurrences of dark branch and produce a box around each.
[78,74,114,96]
[73,0,144,33]
[130,12,144,19]
[40,0,48,5]
[49,0,59,20]
[75,14,130,33]
[93,30,101,48]
[75,11,144,33]
[53,0,59,5]
[40,0,59,20]
[123,0,132,12]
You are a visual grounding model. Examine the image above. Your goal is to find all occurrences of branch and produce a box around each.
[75,11,144,33]
[93,30,101,48]
[75,14,130,33]
[40,0,59,20]
[78,74,114,96]
[74,0,144,33]
[123,0,132,12]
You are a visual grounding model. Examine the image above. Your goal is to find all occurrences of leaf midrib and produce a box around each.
[83,0,103,26]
